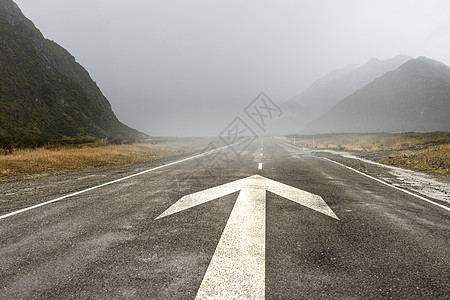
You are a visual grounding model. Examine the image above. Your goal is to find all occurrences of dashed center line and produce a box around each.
[258,163,263,170]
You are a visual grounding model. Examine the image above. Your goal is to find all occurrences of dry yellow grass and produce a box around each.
[0,140,210,181]
[277,133,450,175]
[279,132,450,152]
[378,145,450,175]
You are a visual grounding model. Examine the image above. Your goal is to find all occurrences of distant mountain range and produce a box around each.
[275,55,413,133]
[0,0,144,147]
[1,0,448,144]
[304,57,450,133]
[277,55,450,134]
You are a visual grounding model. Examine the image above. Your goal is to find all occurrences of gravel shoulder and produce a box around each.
[310,148,450,206]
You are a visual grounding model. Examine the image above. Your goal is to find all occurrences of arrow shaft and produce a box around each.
[195,188,266,300]
[156,175,338,299]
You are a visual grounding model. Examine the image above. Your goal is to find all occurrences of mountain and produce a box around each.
[0,0,144,147]
[274,55,412,134]
[304,57,450,133]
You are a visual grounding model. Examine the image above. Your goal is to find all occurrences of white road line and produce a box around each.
[0,143,235,220]
[258,163,263,170]
[274,137,450,212]
[273,137,302,151]
[260,153,263,157]
[195,187,266,299]
[156,175,338,299]
[323,157,450,212]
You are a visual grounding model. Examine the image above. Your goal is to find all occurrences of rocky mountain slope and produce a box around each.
[304,57,450,133]
[274,55,412,133]
[0,0,143,147]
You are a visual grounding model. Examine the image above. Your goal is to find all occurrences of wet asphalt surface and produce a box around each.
[0,138,449,299]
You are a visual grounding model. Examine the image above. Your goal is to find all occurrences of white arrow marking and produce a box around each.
[156,175,339,299]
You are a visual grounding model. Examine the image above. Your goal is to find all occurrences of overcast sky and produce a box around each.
[14,0,450,136]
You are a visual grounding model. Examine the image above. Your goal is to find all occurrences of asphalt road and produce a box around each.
[1,138,449,299]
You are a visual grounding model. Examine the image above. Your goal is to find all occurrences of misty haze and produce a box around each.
[6,0,450,136]
[1,1,449,299]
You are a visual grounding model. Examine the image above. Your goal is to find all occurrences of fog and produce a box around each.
[14,0,450,136]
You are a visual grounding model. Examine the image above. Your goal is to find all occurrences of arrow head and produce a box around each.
[156,175,338,220]
[260,176,339,220]
[155,178,246,219]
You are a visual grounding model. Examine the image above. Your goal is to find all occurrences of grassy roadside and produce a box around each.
[0,139,213,182]
[278,132,450,175]
[377,144,449,174]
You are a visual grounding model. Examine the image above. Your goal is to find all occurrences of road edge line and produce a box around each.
[322,157,450,212]
[273,137,450,212]
[0,143,236,220]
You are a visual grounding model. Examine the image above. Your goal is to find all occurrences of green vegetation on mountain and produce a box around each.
[0,0,144,149]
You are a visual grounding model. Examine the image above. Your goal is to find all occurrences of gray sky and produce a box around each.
[14,0,450,136]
